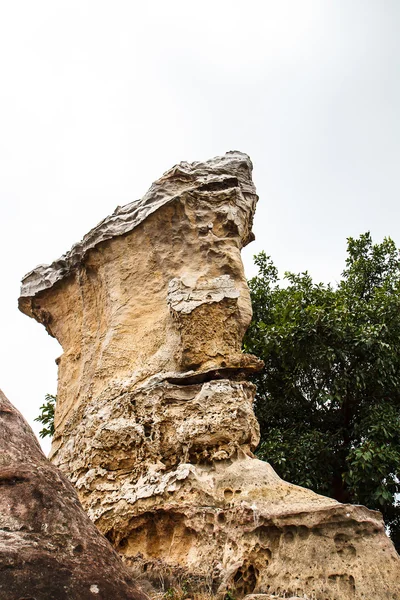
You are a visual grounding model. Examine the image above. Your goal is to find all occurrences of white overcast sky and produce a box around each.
[1,1,399,453]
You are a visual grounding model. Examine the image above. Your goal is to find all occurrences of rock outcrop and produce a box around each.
[0,389,147,600]
[19,152,400,599]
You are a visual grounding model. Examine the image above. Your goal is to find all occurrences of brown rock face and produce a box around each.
[0,389,147,600]
[19,152,400,599]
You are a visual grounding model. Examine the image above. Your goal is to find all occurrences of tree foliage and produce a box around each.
[244,233,400,549]
[34,393,56,438]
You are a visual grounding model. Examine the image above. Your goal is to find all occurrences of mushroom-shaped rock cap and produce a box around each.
[19,151,256,308]
[0,389,148,600]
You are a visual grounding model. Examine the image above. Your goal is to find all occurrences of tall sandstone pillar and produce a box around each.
[19,152,400,599]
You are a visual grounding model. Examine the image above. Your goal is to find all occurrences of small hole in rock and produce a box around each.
[218,512,226,523]
[224,489,234,500]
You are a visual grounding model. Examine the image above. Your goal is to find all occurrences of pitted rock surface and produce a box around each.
[0,390,147,600]
[19,152,400,599]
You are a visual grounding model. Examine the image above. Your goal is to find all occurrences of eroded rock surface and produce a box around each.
[0,389,147,600]
[19,152,400,599]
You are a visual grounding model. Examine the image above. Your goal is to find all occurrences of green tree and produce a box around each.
[34,393,56,438]
[244,233,400,550]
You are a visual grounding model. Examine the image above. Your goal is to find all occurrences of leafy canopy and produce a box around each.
[244,233,400,549]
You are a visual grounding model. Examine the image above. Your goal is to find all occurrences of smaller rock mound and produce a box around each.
[0,389,148,600]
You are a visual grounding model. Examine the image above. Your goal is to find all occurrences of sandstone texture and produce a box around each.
[19,152,400,599]
[0,389,147,600]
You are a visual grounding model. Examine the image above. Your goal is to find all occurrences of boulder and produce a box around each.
[0,390,147,600]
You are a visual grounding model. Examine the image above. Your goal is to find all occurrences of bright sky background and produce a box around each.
[1,1,399,454]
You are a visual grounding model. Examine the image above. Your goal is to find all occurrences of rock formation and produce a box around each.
[0,389,148,600]
[19,152,400,599]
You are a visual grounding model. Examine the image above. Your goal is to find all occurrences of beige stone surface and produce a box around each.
[243,596,304,600]
[19,152,400,599]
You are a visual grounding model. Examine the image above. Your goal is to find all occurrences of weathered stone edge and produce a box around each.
[19,151,255,302]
